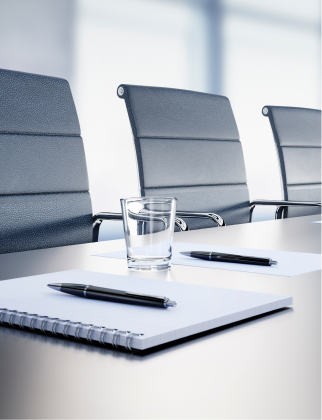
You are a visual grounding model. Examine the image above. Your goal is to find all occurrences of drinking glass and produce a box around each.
[120,197,177,270]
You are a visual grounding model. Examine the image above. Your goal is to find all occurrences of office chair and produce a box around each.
[260,106,321,218]
[117,84,251,230]
[0,68,121,254]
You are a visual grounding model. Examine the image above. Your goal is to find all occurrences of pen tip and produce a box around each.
[47,283,61,291]
[165,300,177,308]
[270,261,278,265]
[180,252,190,256]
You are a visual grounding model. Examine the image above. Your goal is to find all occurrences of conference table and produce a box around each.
[0,215,320,419]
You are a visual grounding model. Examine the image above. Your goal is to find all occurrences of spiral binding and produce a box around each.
[8,310,18,326]
[63,321,73,338]
[40,316,49,333]
[52,318,63,335]
[125,333,143,351]
[19,312,28,328]
[99,327,117,345]
[0,308,143,351]
[29,314,39,331]
[74,323,83,340]
[112,330,130,348]
[86,325,95,343]
[0,308,8,324]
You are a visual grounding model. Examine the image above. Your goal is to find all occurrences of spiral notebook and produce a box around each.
[0,270,292,351]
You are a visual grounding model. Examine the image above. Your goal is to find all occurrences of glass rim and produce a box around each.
[120,196,177,203]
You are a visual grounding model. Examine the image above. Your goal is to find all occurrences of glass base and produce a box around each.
[127,257,171,271]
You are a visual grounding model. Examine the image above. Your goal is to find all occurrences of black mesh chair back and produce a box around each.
[262,106,321,218]
[117,84,250,229]
[0,69,93,253]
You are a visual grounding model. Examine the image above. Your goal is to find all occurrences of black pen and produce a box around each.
[180,251,277,266]
[47,283,177,308]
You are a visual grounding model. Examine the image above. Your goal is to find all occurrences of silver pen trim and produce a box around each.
[84,285,89,298]
[163,298,177,308]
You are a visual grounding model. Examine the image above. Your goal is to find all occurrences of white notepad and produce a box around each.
[0,270,292,351]
[94,242,321,277]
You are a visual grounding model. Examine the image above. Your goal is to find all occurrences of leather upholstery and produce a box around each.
[120,85,239,140]
[263,106,321,218]
[0,68,80,135]
[0,134,89,195]
[144,185,250,230]
[139,138,247,188]
[0,193,93,254]
[118,84,251,228]
[0,69,93,254]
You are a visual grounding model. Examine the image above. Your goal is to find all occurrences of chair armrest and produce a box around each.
[92,212,189,241]
[250,200,321,220]
[128,210,189,232]
[176,211,226,227]
[92,212,123,242]
[175,218,188,231]
[93,212,123,221]
[250,199,321,207]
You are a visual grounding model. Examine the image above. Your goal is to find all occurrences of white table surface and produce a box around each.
[0,214,320,419]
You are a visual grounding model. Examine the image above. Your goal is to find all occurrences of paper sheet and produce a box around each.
[93,242,321,277]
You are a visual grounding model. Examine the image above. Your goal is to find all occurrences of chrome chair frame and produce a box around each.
[92,210,225,240]
[250,200,321,220]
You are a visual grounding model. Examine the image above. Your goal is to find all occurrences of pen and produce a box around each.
[180,251,277,266]
[47,283,177,308]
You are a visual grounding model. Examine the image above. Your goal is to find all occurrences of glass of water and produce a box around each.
[120,197,177,271]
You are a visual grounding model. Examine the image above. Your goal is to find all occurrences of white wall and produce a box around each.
[0,0,74,80]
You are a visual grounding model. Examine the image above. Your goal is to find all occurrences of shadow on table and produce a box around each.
[0,307,292,360]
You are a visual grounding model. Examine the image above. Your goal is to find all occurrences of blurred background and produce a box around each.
[0,0,320,239]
